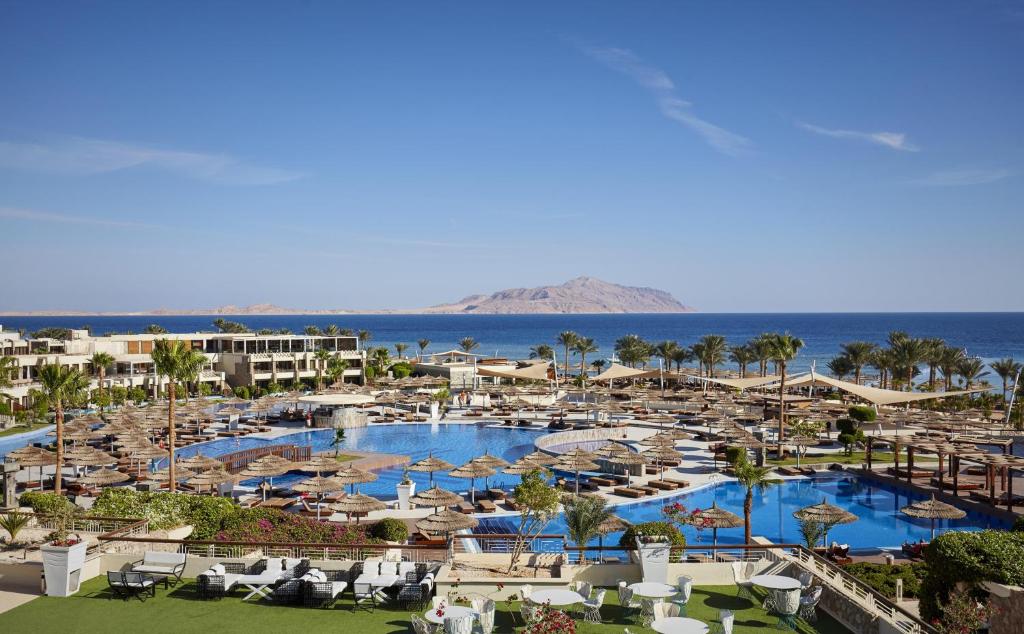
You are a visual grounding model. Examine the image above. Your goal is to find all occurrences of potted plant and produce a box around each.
[40,503,87,597]
[396,468,416,510]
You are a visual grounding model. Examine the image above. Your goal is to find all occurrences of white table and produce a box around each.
[651,617,711,634]
[750,574,801,614]
[530,588,585,607]
[425,605,477,625]
[629,582,678,625]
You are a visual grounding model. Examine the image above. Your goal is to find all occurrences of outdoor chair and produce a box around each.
[798,571,813,591]
[270,578,304,604]
[444,614,474,634]
[476,598,496,634]
[107,571,157,601]
[130,551,186,587]
[397,579,431,610]
[353,581,377,612]
[654,602,680,619]
[617,581,640,623]
[672,575,693,616]
[410,613,433,634]
[302,569,349,608]
[520,583,533,604]
[799,585,824,622]
[196,562,246,600]
[582,588,606,624]
[573,580,592,601]
[731,561,756,600]
[710,609,735,634]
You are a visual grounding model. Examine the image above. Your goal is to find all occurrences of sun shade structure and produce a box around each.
[333,465,378,493]
[416,508,479,535]
[187,468,235,488]
[410,485,464,510]
[408,453,455,486]
[476,362,553,382]
[682,375,782,390]
[793,498,859,545]
[474,451,510,469]
[78,467,130,486]
[901,495,966,539]
[150,465,196,482]
[329,493,385,523]
[299,455,343,475]
[9,447,56,491]
[555,450,601,494]
[293,475,345,519]
[521,451,558,466]
[503,457,549,475]
[239,455,295,500]
[448,460,496,503]
[592,363,648,382]
[178,453,223,472]
[780,371,990,406]
[691,502,742,545]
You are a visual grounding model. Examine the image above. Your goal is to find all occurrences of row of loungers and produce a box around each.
[612,478,691,499]
[776,466,817,476]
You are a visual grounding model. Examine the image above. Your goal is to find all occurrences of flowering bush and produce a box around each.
[523,603,575,634]
[215,508,378,544]
[930,592,997,634]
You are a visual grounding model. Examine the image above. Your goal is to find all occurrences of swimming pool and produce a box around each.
[477,473,1010,553]
[0,426,55,459]
[168,423,542,499]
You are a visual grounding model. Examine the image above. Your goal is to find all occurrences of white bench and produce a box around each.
[131,552,187,586]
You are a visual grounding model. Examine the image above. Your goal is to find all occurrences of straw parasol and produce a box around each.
[598,443,645,487]
[521,451,558,466]
[239,455,295,500]
[793,498,859,546]
[474,451,510,469]
[10,447,56,490]
[329,493,385,523]
[448,460,495,503]
[407,457,455,487]
[78,467,130,487]
[504,457,548,475]
[299,455,343,475]
[691,502,742,545]
[554,452,600,495]
[410,485,464,511]
[643,446,682,481]
[416,508,479,537]
[901,495,966,539]
[187,468,235,487]
[292,475,345,495]
[178,453,223,472]
[595,514,631,552]
[333,465,378,494]
[150,465,196,483]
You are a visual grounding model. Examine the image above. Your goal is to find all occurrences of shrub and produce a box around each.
[847,405,877,423]
[19,491,77,515]
[724,446,747,467]
[233,386,250,400]
[92,488,237,538]
[198,383,213,396]
[215,508,378,544]
[836,418,865,455]
[1013,516,1024,532]
[390,362,414,379]
[618,520,686,549]
[110,385,129,405]
[843,562,927,599]
[919,530,1024,620]
[0,513,31,544]
[369,517,409,542]
[128,386,146,403]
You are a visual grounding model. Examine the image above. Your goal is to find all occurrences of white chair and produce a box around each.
[654,602,680,619]
[712,609,735,634]
[520,583,533,604]
[798,571,813,590]
[799,585,823,622]
[478,598,495,634]
[410,613,433,634]
[672,575,693,615]
[731,561,755,599]
[353,581,376,612]
[574,580,592,600]
[443,614,473,634]
[582,588,605,624]
[617,581,640,622]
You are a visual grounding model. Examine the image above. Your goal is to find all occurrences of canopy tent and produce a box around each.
[592,363,648,382]
[476,362,553,382]
[682,374,782,390]
[781,371,990,406]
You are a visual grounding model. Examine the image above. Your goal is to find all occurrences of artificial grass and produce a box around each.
[0,421,51,437]
[768,450,937,466]
[0,577,851,633]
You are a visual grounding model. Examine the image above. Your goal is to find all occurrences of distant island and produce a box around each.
[0,277,694,316]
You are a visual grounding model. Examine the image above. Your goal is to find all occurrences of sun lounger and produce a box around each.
[588,476,616,487]
[301,569,350,608]
[258,496,297,509]
[662,478,691,488]
[931,478,982,491]
[635,485,659,496]
[777,466,802,476]
[612,487,645,498]
[456,500,475,514]
[487,488,505,500]
[887,466,935,479]
[647,480,677,491]
[477,499,497,513]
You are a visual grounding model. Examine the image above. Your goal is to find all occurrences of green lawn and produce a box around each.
[0,577,850,633]
[0,421,51,437]
[769,450,937,466]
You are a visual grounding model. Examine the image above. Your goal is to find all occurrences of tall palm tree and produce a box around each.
[696,335,727,378]
[313,349,332,391]
[529,344,554,360]
[990,358,1023,399]
[922,338,947,390]
[327,357,350,386]
[749,335,774,377]
[670,347,693,372]
[0,355,15,404]
[734,461,777,543]
[303,325,321,336]
[614,334,648,368]
[323,324,341,336]
[562,494,611,563]
[957,357,988,389]
[653,341,681,374]
[88,351,115,410]
[729,345,755,378]
[417,338,431,360]
[870,348,895,390]
[826,355,854,381]
[572,337,599,384]
[556,331,579,379]
[357,330,372,349]
[767,332,804,455]
[151,339,203,492]
[36,363,88,495]
[938,347,966,391]
[394,343,408,359]
[891,337,928,392]
[591,359,607,374]
[840,341,877,385]
[458,337,480,354]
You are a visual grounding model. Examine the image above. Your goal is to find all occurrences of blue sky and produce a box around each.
[1,1,1021,312]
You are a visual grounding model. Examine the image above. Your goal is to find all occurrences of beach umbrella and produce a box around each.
[333,465,377,494]
[521,451,558,466]
[293,475,346,519]
[503,457,547,475]
[187,468,235,489]
[150,465,196,483]
[643,446,682,481]
[299,455,343,475]
[410,485,464,512]
[239,455,294,500]
[793,498,859,546]
[408,453,455,486]
[416,508,479,538]
[901,495,966,540]
[786,435,818,467]
[595,514,631,553]
[554,453,600,495]
[179,453,223,472]
[78,467,130,487]
[329,493,386,524]
[10,447,56,491]
[474,451,510,469]
[449,460,495,503]
[598,443,644,487]
[691,502,742,545]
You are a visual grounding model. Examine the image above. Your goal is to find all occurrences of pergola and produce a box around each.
[957,453,1024,512]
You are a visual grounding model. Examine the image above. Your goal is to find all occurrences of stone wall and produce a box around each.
[985,582,1024,634]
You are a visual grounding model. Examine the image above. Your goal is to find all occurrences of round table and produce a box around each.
[628,582,677,598]
[425,605,477,625]
[651,617,710,634]
[529,588,585,607]
[750,575,801,591]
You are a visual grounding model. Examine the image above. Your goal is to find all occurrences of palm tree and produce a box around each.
[671,347,693,372]
[562,494,611,563]
[826,355,854,381]
[958,357,988,389]
[556,331,579,379]
[729,345,755,378]
[323,324,341,336]
[733,461,777,543]
[357,330,372,348]
[417,338,431,360]
[394,343,408,359]
[938,347,966,391]
[922,338,947,390]
[573,337,598,384]
[36,363,89,495]
[990,358,1023,399]
[767,332,804,455]
[892,337,928,392]
[143,324,168,334]
[313,349,332,391]
[529,344,554,360]
[330,427,346,457]
[654,341,681,374]
[614,334,648,368]
[591,359,607,374]
[840,341,877,385]
[371,347,391,372]
[871,348,895,390]
[151,339,204,492]
[749,335,774,377]
[327,357,350,386]
[696,335,727,378]
[0,355,15,405]
[303,325,321,336]
[459,337,480,354]
[88,351,115,410]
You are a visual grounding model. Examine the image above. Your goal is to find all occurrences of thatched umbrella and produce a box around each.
[11,448,56,490]
[179,453,223,472]
[78,467,130,487]
[474,451,510,469]
[595,514,630,552]
[901,495,966,539]
[554,453,600,495]
[293,475,346,520]
[330,493,385,523]
[793,498,858,546]
[416,508,479,537]
[150,465,196,483]
[239,455,294,500]
[643,446,682,481]
[598,443,645,487]
[333,465,377,494]
[410,485,464,511]
[504,457,547,475]
[300,455,343,475]
[521,451,558,466]
[449,460,495,503]
[408,453,455,486]
[691,502,742,545]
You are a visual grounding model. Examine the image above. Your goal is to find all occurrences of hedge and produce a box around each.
[369,517,409,542]
[843,562,927,599]
[19,492,77,515]
[919,530,1024,620]
[92,488,237,538]
[618,520,686,562]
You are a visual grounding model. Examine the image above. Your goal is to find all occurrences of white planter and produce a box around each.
[635,536,671,584]
[41,541,88,597]
[397,481,416,510]
[430,402,440,419]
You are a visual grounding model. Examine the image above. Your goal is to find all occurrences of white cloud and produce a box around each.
[579,45,752,156]
[797,122,919,152]
[911,168,1011,186]
[0,206,164,229]
[0,136,304,185]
